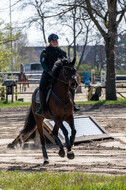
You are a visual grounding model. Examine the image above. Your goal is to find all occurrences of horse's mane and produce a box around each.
[53,58,71,77]
[61,58,72,66]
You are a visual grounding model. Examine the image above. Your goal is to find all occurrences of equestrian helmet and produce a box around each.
[48,33,59,42]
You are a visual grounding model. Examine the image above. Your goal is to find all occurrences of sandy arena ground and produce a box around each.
[0,105,126,175]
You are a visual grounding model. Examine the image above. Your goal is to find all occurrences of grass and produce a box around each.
[1,98,126,108]
[0,100,31,108]
[0,171,126,190]
[76,98,126,106]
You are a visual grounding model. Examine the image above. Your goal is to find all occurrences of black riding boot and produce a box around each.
[73,103,80,112]
[35,90,46,116]
[70,87,80,112]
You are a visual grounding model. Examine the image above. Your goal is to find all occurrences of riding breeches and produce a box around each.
[39,71,51,91]
[39,71,51,107]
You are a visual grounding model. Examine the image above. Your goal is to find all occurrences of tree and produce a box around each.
[13,33,29,71]
[60,0,126,100]
[18,0,54,45]
[56,0,93,68]
[0,21,20,71]
[82,0,126,100]
[18,0,93,66]
[76,21,90,70]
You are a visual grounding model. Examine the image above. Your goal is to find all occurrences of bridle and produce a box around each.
[62,65,77,81]
[51,65,77,85]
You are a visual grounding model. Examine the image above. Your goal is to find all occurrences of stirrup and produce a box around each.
[35,107,45,116]
[74,106,80,112]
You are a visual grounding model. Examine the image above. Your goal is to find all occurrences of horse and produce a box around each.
[8,58,77,165]
[18,63,29,92]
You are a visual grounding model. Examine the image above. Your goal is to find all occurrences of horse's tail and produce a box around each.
[20,105,36,139]
[8,105,36,148]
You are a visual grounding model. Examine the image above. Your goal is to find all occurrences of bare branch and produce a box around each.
[85,0,107,39]
[117,0,126,24]
[76,21,91,69]
[117,11,125,26]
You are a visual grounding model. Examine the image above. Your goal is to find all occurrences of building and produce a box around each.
[20,45,106,68]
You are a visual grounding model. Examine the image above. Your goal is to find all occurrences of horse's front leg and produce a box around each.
[54,119,74,159]
[67,115,76,147]
[41,138,49,165]
[52,124,65,157]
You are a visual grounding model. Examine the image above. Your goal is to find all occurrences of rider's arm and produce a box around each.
[58,48,67,59]
[62,51,67,58]
[40,50,50,72]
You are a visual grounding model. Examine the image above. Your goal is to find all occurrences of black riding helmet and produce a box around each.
[48,33,59,42]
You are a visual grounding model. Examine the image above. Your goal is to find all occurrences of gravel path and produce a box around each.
[0,106,126,174]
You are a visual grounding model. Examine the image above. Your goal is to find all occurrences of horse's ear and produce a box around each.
[72,57,76,66]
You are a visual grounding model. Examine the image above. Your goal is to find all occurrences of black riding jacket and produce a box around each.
[40,45,67,72]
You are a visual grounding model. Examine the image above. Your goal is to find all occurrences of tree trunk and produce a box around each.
[84,0,119,100]
[105,37,117,100]
[105,0,117,100]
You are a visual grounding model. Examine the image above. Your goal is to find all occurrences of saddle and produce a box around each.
[35,85,52,104]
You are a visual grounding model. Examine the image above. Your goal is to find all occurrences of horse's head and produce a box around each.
[60,58,77,89]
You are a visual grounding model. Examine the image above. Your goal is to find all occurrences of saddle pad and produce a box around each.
[35,88,51,104]
[35,89,40,103]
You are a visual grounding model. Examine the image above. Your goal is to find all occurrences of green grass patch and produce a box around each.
[0,98,126,108]
[76,98,126,106]
[0,171,126,190]
[0,101,31,108]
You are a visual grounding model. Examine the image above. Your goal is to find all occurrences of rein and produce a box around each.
[52,75,69,85]
[57,77,69,84]
[51,91,70,106]
[51,91,71,120]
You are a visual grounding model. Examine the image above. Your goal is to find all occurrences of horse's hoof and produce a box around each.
[67,150,75,159]
[58,149,65,157]
[7,143,15,149]
[43,160,49,165]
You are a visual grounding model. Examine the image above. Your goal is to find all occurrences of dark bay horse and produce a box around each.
[9,58,77,165]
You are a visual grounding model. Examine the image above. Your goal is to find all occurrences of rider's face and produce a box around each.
[50,40,58,47]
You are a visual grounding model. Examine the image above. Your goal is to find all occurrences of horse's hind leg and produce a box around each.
[34,116,49,165]
[8,134,23,148]
[52,124,65,157]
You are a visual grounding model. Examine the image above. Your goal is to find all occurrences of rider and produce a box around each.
[35,33,79,116]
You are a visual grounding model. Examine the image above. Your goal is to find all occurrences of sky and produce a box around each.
[0,0,54,46]
[0,0,76,47]
[0,0,95,47]
[0,1,126,47]
[0,0,62,46]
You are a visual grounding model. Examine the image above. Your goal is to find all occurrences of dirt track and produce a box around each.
[0,106,126,174]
